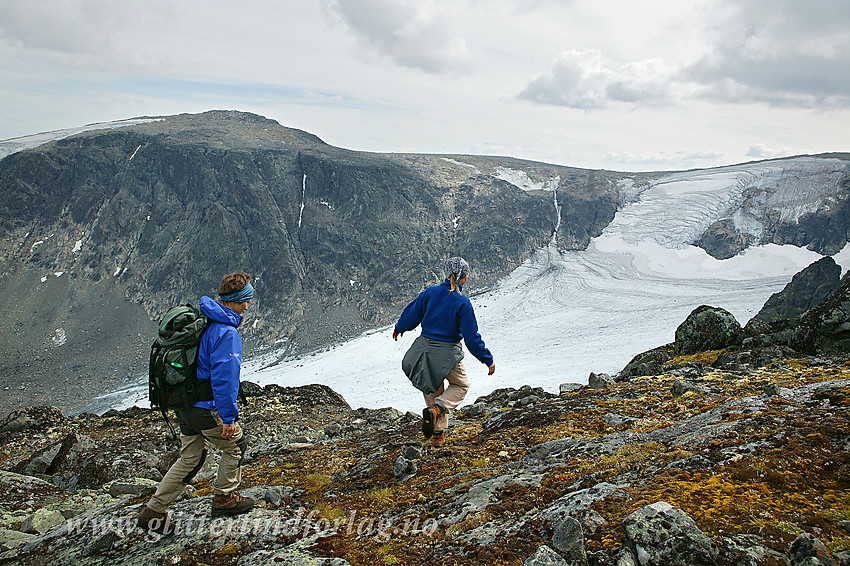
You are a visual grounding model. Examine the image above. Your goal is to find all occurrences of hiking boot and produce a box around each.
[211,491,255,517]
[422,405,443,439]
[432,430,447,448]
[136,506,173,535]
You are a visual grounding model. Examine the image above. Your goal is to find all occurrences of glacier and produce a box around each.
[86,157,850,415]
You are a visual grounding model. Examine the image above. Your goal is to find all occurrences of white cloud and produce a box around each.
[518,49,679,109]
[683,0,850,108]
[746,144,794,159]
[0,0,181,71]
[322,0,471,73]
[519,0,850,110]
[604,150,725,169]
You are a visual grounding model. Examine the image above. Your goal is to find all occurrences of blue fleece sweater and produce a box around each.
[395,279,494,366]
[194,296,243,425]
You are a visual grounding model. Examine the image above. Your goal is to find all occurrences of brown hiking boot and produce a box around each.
[422,405,443,439]
[136,506,173,535]
[211,491,255,517]
[432,430,447,448]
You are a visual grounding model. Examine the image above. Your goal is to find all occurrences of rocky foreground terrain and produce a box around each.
[0,262,848,565]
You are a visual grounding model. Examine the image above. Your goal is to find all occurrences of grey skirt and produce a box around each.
[402,335,464,395]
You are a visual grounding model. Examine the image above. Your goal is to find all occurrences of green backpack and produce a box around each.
[149,304,214,438]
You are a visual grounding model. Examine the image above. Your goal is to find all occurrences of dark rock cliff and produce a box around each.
[752,256,843,323]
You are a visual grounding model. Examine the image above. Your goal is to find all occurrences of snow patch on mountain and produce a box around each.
[494,167,560,192]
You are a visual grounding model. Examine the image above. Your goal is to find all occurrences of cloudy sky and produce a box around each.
[0,0,848,171]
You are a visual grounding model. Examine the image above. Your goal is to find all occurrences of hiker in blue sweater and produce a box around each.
[139,271,255,534]
[394,257,495,448]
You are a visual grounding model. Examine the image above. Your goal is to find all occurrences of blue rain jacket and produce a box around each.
[194,296,243,425]
[395,279,493,366]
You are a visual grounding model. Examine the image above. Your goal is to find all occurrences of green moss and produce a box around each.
[668,349,726,366]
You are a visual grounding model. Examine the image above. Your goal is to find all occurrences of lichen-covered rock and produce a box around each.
[538,482,628,528]
[789,533,837,566]
[589,372,614,389]
[719,534,791,566]
[237,548,353,565]
[106,477,159,498]
[551,516,587,565]
[671,379,709,397]
[21,508,65,535]
[0,406,64,435]
[392,456,416,481]
[522,545,569,566]
[618,344,673,380]
[622,501,719,566]
[0,527,36,551]
[674,306,743,355]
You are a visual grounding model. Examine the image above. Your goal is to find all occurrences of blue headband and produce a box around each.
[220,281,254,303]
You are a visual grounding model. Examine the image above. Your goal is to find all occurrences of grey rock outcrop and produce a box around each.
[696,218,750,260]
[588,372,614,389]
[622,501,719,566]
[789,533,838,566]
[674,305,743,355]
[752,257,842,323]
[523,545,569,566]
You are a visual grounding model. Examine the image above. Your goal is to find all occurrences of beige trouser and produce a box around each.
[148,411,245,513]
[423,360,470,432]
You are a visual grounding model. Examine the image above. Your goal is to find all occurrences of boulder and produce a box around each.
[603,413,630,427]
[403,445,424,460]
[106,478,158,498]
[671,380,709,397]
[0,406,64,435]
[522,545,569,566]
[462,402,488,417]
[619,345,673,380]
[589,372,614,389]
[789,533,837,566]
[21,508,66,535]
[719,534,791,566]
[752,257,842,323]
[0,527,36,551]
[696,218,750,260]
[551,516,588,565]
[392,456,417,481]
[674,306,742,355]
[622,501,719,566]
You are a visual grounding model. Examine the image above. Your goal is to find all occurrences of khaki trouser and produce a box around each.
[148,408,247,513]
[423,360,469,432]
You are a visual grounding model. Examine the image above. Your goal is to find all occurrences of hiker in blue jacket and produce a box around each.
[139,271,255,533]
[394,257,495,448]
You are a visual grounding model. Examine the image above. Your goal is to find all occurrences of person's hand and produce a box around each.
[393,331,402,341]
[221,423,238,439]
[488,363,496,375]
